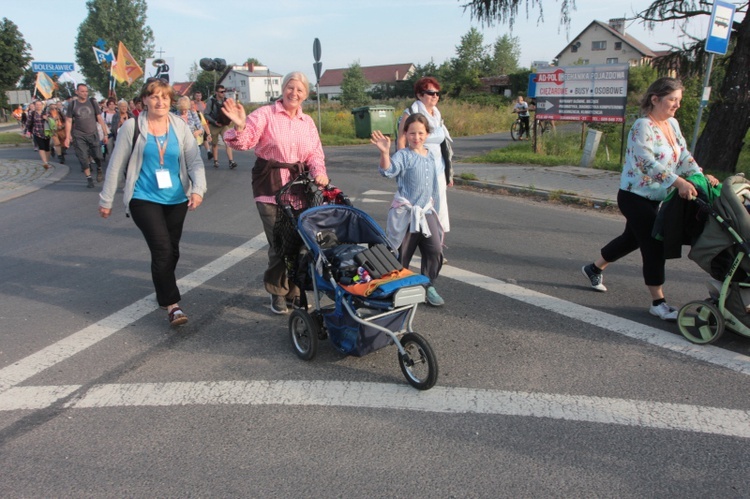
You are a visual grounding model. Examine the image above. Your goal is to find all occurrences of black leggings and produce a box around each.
[601,189,664,287]
[129,199,189,306]
[399,211,443,281]
[519,116,530,137]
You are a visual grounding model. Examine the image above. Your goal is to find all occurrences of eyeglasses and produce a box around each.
[146,77,168,84]
[217,90,225,94]
[422,90,440,97]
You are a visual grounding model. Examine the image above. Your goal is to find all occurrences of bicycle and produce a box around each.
[510,117,522,141]
[512,118,554,141]
[537,119,554,135]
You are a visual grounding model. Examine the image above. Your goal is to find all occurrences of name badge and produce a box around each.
[156,169,173,189]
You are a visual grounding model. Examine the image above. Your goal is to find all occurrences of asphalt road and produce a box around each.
[1,140,749,497]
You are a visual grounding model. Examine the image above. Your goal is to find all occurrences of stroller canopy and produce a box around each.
[298,205,390,257]
[689,175,750,280]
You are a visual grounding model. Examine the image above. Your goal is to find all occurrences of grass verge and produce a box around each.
[0,132,31,146]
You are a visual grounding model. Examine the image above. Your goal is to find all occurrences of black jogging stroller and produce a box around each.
[274,172,439,390]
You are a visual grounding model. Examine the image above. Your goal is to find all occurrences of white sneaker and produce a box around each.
[649,302,678,321]
[581,264,607,292]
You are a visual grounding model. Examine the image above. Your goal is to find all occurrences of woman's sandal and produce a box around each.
[168,306,188,326]
[42,163,50,170]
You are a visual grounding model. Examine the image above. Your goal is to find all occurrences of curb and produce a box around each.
[0,162,70,203]
[453,177,618,211]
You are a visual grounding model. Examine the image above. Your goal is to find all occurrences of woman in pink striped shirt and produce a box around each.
[222,71,329,315]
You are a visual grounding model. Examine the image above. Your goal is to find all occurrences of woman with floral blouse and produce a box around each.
[581,77,718,321]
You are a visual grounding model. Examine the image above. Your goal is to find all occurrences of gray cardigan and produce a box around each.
[99,112,207,214]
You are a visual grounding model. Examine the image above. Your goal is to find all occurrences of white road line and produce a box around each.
[440,265,750,376]
[0,234,268,394]
[2,233,750,438]
[1,381,748,439]
[362,190,393,195]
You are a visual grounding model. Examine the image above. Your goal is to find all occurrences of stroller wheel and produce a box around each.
[289,309,319,360]
[398,333,438,390]
[677,300,725,345]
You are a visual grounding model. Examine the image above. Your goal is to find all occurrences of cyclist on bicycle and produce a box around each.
[512,95,531,140]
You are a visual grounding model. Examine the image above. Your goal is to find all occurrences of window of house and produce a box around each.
[581,59,590,65]
[615,42,622,50]
[592,41,606,51]
[571,45,578,53]
[606,58,619,64]
[241,80,246,86]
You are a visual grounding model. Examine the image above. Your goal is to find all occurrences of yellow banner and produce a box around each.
[112,41,143,85]
[35,72,55,100]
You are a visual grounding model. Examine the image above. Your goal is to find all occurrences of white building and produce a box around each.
[555,19,658,67]
[219,64,283,104]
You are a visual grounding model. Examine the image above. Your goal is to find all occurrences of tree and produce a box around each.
[639,0,750,173]
[55,79,77,100]
[74,0,154,98]
[447,27,487,96]
[245,57,263,67]
[17,67,36,92]
[192,69,217,100]
[0,18,33,105]
[486,34,521,75]
[464,0,749,173]
[340,62,370,108]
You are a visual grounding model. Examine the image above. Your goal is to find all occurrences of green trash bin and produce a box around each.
[351,105,395,138]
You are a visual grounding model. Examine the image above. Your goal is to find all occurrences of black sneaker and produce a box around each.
[581,264,606,292]
[286,296,309,310]
[229,161,238,169]
[207,150,213,161]
[87,177,95,188]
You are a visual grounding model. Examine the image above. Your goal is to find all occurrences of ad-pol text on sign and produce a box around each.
[532,64,629,123]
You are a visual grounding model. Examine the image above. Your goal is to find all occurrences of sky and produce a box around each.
[3,0,723,87]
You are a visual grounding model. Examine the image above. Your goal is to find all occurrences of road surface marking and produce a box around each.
[1,381,748,439]
[440,264,750,376]
[2,234,749,439]
[0,234,267,394]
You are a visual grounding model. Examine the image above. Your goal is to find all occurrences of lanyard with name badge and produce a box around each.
[154,123,172,189]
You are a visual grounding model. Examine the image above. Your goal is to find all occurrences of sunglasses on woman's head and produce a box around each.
[422,90,440,97]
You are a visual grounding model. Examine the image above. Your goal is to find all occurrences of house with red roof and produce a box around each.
[318,63,415,99]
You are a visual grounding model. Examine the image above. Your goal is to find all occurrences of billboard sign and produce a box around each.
[533,64,629,123]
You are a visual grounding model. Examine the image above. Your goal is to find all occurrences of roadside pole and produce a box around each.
[691,0,736,152]
[313,38,323,134]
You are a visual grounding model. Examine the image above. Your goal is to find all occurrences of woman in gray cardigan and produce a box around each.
[99,79,207,327]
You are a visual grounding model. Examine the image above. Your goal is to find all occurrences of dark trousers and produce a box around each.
[129,199,189,307]
[519,116,530,137]
[601,189,665,286]
[32,135,51,151]
[72,132,102,172]
[256,202,298,298]
[399,211,443,281]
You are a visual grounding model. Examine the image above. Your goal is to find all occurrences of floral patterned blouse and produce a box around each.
[619,117,703,201]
